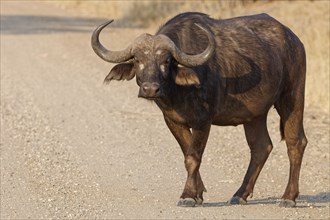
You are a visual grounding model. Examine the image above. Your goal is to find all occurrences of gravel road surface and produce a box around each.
[1,1,329,219]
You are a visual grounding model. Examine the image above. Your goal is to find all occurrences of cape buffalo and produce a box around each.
[91,12,307,208]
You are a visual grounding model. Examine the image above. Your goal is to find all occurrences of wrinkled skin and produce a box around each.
[92,12,307,208]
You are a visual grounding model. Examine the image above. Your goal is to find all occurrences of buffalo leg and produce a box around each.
[279,116,307,207]
[274,56,307,207]
[230,114,273,204]
[275,96,307,207]
[164,117,210,206]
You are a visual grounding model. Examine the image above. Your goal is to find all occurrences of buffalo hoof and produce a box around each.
[229,196,247,205]
[196,197,203,206]
[279,199,296,208]
[177,198,196,207]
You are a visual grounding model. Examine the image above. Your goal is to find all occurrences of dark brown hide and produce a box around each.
[92,12,307,208]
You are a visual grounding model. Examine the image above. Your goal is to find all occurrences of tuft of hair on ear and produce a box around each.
[175,65,200,87]
[103,71,115,84]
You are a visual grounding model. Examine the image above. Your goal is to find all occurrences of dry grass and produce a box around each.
[52,0,329,113]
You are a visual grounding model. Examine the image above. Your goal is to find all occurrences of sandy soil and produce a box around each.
[1,1,329,219]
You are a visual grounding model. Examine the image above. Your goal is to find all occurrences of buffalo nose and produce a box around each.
[142,84,159,94]
[139,83,161,98]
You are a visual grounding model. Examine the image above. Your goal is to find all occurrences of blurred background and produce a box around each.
[49,0,330,113]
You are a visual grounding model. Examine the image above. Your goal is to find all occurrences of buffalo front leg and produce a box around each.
[164,117,210,207]
[180,125,211,207]
[230,114,273,205]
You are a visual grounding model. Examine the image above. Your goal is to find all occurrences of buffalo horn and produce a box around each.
[161,23,215,67]
[91,20,133,63]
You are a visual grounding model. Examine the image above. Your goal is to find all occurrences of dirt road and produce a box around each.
[1,1,329,219]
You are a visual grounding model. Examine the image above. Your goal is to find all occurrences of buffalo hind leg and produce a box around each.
[230,114,273,205]
[275,98,307,207]
[164,117,209,207]
[275,38,307,207]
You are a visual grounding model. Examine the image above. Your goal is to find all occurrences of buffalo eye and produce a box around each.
[134,58,146,71]
[134,57,140,63]
[165,57,171,65]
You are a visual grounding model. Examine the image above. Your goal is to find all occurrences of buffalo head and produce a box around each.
[91,20,215,99]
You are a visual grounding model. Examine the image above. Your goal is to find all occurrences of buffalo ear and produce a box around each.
[174,65,200,86]
[104,63,135,84]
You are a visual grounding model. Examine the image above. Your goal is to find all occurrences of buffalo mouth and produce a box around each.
[138,95,161,100]
[138,92,164,100]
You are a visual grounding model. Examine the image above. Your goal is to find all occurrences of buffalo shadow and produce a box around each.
[202,191,330,208]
